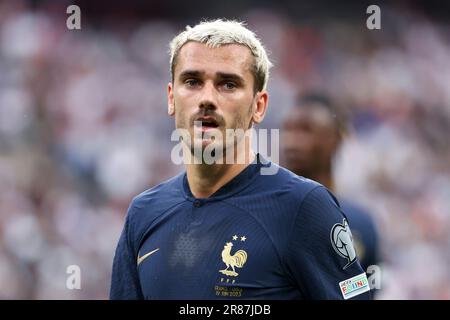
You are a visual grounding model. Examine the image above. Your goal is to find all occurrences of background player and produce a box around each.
[282,92,380,293]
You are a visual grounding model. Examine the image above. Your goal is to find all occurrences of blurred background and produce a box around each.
[0,0,449,299]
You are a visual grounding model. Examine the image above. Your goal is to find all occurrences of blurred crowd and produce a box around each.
[0,1,449,299]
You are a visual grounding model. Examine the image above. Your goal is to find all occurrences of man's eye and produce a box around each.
[185,79,199,86]
[223,82,237,90]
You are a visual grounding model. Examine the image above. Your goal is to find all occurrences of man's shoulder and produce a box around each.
[120,173,186,254]
[260,164,346,222]
[232,163,325,220]
[258,163,323,200]
[128,172,186,218]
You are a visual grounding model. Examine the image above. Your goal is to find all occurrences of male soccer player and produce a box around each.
[282,92,380,284]
[110,20,371,300]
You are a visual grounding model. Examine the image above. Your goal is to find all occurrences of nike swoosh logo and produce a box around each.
[137,248,160,266]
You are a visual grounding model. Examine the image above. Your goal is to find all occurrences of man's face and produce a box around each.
[168,42,262,156]
[282,104,339,177]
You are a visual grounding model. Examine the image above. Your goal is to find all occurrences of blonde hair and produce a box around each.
[169,19,272,92]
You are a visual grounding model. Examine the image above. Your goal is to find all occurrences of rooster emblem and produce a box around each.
[219,242,248,277]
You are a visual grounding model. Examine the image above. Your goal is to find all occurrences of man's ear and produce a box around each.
[167,82,175,116]
[252,91,269,124]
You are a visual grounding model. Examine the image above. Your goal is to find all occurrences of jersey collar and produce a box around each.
[181,153,269,202]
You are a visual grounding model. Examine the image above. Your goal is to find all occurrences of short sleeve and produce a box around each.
[285,186,371,300]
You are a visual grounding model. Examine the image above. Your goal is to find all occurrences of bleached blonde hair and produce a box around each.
[169,19,273,92]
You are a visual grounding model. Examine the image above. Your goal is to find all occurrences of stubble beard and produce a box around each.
[174,101,254,164]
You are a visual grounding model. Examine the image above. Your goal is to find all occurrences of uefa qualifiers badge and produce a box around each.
[330,218,357,269]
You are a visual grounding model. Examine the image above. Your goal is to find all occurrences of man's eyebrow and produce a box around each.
[178,70,204,79]
[216,72,245,83]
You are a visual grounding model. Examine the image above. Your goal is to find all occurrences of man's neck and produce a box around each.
[185,149,256,199]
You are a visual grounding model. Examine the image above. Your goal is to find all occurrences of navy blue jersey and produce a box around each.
[110,155,371,300]
[340,200,379,272]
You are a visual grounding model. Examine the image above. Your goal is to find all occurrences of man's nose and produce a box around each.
[198,82,218,111]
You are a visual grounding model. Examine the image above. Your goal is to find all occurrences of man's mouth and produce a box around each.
[194,117,220,131]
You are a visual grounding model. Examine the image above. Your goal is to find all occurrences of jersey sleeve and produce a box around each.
[285,186,371,300]
[109,203,144,300]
